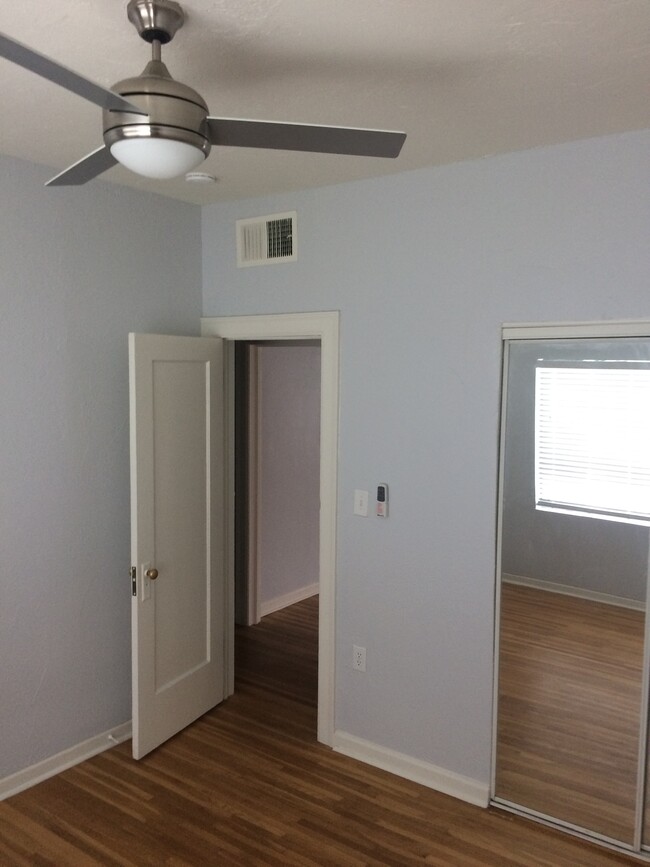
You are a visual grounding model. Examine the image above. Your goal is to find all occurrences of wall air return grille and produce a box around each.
[236,211,297,267]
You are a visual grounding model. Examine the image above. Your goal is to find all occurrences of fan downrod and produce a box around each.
[127,0,184,45]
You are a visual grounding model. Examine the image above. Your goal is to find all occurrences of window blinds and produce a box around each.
[535,367,650,523]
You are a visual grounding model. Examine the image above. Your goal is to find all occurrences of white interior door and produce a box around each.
[129,332,227,759]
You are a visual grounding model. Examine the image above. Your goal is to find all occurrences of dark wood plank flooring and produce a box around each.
[495,583,645,844]
[0,596,638,865]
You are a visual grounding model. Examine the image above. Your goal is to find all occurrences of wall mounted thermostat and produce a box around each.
[376,483,388,518]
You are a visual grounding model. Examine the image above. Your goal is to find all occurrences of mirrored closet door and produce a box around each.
[492,329,650,855]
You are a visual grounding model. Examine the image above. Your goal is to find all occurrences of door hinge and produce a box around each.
[130,566,137,597]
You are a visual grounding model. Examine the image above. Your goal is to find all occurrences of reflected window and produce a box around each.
[535,365,650,525]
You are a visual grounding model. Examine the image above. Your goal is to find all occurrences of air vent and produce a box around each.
[236,211,297,267]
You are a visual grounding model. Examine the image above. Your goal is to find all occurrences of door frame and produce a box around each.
[491,317,650,854]
[246,341,261,626]
[201,311,339,747]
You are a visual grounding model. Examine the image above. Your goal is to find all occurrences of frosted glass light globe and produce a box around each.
[110,138,206,179]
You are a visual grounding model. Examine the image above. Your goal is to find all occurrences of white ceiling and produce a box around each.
[0,0,648,205]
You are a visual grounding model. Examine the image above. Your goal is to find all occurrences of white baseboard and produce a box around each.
[0,721,132,801]
[502,573,645,611]
[332,730,489,808]
[260,582,319,618]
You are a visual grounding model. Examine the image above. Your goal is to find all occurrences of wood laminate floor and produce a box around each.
[495,582,646,845]
[0,596,638,865]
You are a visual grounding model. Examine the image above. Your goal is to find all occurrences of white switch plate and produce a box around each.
[354,489,369,516]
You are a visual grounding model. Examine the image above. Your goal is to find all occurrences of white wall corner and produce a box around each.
[0,721,132,801]
[260,583,320,618]
[333,730,490,808]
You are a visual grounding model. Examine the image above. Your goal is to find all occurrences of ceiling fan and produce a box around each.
[0,0,406,187]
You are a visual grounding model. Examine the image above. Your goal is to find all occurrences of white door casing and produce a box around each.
[200,312,339,747]
[129,333,228,760]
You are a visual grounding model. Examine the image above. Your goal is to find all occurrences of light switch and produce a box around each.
[354,489,369,516]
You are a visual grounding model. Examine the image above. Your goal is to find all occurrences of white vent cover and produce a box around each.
[236,211,297,267]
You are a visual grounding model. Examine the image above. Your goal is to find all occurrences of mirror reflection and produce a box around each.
[494,338,650,845]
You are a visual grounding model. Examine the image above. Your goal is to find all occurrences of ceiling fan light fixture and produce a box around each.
[0,0,407,189]
[110,136,206,179]
[103,54,211,180]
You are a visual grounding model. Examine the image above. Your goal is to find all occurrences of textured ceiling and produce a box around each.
[0,0,648,204]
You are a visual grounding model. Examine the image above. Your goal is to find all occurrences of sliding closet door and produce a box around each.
[494,337,650,846]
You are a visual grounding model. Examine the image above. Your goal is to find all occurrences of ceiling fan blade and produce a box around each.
[46,145,118,187]
[207,118,406,158]
[0,32,146,115]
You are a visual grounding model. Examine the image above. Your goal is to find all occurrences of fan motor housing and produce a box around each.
[103,60,211,157]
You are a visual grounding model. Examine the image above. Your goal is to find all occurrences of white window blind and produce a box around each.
[535,366,650,524]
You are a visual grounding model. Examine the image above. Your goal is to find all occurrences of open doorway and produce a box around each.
[234,340,321,628]
[200,311,339,747]
[234,340,321,738]
[233,340,321,734]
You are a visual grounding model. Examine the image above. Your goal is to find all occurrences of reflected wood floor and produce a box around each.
[496,583,645,845]
[0,596,637,865]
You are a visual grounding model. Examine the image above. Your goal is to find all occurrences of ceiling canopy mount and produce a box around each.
[127,0,185,45]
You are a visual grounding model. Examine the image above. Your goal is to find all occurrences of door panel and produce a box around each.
[494,337,649,845]
[129,333,226,760]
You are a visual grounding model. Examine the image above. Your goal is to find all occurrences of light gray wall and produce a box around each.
[202,129,650,785]
[257,343,320,608]
[501,340,649,602]
[0,155,202,779]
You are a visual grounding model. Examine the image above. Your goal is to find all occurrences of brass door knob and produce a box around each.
[145,568,159,580]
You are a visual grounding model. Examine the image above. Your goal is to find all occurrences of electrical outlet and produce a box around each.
[352,645,366,672]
